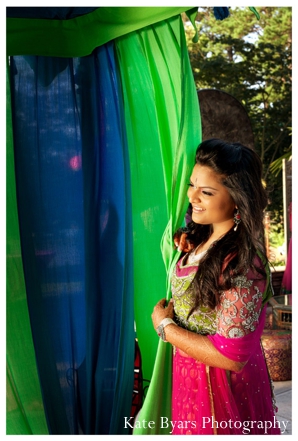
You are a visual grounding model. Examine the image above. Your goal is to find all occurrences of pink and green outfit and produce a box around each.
[171,252,280,435]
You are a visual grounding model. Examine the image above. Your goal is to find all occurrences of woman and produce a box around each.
[152,139,281,435]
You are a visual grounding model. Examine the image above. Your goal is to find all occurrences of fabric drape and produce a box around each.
[125,17,201,434]
[9,43,135,434]
[7,7,196,58]
[172,310,279,435]
[6,60,49,436]
[7,8,201,435]
[116,14,201,384]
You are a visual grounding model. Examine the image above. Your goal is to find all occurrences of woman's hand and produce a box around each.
[173,230,194,253]
[151,298,174,329]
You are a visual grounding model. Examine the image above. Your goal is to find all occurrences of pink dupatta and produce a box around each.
[172,307,280,435]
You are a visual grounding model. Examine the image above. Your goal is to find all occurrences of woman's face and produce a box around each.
[187,164,236,229]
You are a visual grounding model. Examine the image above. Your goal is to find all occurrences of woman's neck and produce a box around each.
[195,227,231,255]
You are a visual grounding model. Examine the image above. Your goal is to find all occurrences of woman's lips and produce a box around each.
[192,206,205,213]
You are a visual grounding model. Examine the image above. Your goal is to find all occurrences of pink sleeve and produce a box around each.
[215,264,266,339]
[207,307,266,362]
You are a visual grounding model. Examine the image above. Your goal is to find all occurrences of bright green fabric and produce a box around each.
[116,15,201,433]
[6,61,49,435]
[7,7,192,57]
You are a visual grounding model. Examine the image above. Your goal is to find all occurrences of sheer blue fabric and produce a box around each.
[10,42,135,434]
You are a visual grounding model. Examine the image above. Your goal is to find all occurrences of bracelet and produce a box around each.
[156,318,177,342]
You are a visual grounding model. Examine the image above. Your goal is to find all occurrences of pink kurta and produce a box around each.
[171,253,280,435]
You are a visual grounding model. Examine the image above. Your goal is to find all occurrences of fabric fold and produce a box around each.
[7,7,194,57]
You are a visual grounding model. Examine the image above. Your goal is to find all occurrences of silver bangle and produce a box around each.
[156,318,176,342]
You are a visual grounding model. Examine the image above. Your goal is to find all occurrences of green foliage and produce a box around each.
[270,226,284,249]
[268,225,286,267]
[184,7,292,219]
[270,151,292,177]
[267,210,286,266]
[269,127,292,176]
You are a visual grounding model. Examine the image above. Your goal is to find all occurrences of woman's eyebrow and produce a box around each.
[200,186,218,191]
[189,177,218,191]
[189,181,218,191]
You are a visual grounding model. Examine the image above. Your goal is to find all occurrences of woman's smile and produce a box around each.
[192,205,206,213]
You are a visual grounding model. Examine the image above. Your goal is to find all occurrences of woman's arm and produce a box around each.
[152,260,266,372]
[152,299,246,372]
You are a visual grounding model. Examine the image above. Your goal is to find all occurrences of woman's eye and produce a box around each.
[202,191,213,196]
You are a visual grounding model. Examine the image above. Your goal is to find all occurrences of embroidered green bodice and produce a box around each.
[171,253,266,338]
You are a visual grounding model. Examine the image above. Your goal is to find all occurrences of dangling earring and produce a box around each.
[233,208,241,231]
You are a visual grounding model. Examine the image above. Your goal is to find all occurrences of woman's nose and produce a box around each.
[188,187,200,203]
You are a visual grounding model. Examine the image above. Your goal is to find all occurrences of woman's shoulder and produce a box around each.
[220,250,267,286]
[252,251,270,279]
[222,249,266,268]
[237,252,267,283]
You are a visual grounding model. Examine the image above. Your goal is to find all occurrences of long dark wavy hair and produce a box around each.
[185,138,268,313]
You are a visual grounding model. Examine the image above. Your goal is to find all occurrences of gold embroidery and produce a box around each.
[206,365,217,435]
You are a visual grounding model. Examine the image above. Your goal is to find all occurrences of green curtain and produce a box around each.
[6,61,49,435]
[116,15,201,433]
[7,7,194,57]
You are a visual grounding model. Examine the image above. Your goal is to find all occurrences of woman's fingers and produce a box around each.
[151,298,174,328]
[177,233,195,252]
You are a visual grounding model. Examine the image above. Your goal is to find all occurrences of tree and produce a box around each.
[183,7,292,222]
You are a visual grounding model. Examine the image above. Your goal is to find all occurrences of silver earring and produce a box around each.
[233,208,241,231]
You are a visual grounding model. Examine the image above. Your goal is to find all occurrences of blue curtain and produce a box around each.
[9,42,135,434]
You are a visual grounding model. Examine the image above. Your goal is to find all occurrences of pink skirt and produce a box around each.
[172,347,281,435]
